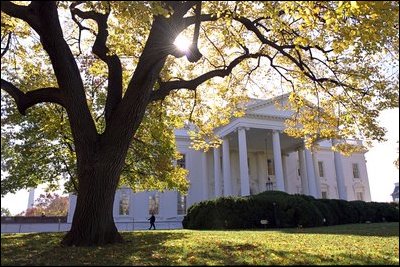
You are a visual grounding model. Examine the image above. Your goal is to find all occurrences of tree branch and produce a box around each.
[70,3,122,124]
[1,32,12,58]
[150,52,261,102]
[1,1,29,20]
[1,1,41,32]
[186,1,202,63]
[1,79,65,115]
[235,16,359,94]
[167,1,197,19]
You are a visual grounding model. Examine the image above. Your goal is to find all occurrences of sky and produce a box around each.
[364,108,399,202]
[1,108,399,215]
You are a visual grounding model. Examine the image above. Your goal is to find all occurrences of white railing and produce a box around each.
[1,220,184,233]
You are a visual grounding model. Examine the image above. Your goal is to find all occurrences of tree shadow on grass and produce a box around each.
[1,231,191,266]
[1,226,398,266]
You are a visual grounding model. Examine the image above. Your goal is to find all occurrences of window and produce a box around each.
[177,192,187,215]
[352,163,360,178]
[356,192,363,201]
[318,161,324,177]
[119,192,130,215]
[267,159,275,175]
[177,154,186,168]
[148,193,160,215]
[321,191,328,199]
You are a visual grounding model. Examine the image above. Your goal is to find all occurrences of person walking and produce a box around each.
[148,213,156,230]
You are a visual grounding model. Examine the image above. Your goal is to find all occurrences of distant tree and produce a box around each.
[1,207,11,216]
[19,193,69,216]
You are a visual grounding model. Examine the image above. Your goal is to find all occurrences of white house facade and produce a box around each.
[67,94,372,227]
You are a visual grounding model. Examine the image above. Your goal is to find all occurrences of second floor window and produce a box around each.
[352,163,360,178]
[318,161,324,177]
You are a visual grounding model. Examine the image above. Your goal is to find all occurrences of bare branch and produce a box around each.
[70,4,122,123]
[201,25,225,68]
[69,2,95,56]
[150,52,261,102]
[186,1,203,63]
[1,32,12,58]
[61,157,78,193]
[189,89,197,122]
[1,79,65,115]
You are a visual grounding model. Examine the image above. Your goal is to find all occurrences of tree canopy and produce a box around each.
[1,1,399,195]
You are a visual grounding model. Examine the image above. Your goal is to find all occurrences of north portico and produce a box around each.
[201,93,354,200]
[67,94,371,225]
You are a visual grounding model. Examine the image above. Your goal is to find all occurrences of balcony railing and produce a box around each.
[266,182,274,191]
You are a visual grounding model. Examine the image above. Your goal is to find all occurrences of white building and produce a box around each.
[67,94,372,227]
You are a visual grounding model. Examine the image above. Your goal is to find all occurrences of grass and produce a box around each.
[1,222,398,265]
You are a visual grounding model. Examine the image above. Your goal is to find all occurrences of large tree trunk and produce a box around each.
[61,144,127,246]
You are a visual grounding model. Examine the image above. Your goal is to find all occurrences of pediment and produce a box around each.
[246,93,294,118]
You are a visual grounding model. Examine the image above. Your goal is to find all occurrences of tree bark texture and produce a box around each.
[61,142,128,246]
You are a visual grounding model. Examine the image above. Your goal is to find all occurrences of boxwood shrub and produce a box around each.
[182,191,399,229]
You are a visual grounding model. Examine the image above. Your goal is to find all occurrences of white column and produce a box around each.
[201,152,209,200]
[213,147,222,197]
[113,190,120,217]
[27,188,35,209]
[298,149,309,195]
[256,152,266,192]
[67,193,77,223]
[222,138,232,196]
[281,154,289,192]
[272,130,285,191]
[238,127,250,196]
[312,151,321,198]
[231,152,238,196]
[305,148,317,197]
[333,140,347,200]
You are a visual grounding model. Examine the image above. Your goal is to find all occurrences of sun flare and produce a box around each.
[174,35,191,52]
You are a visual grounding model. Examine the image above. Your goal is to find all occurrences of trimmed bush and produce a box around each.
[182,191,399,229]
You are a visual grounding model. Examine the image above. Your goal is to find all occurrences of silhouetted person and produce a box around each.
[148,213,156,230]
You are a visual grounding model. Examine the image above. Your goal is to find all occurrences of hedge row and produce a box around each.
[182,191,399,229]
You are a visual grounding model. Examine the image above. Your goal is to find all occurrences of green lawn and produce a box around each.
[1,222,398,265]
